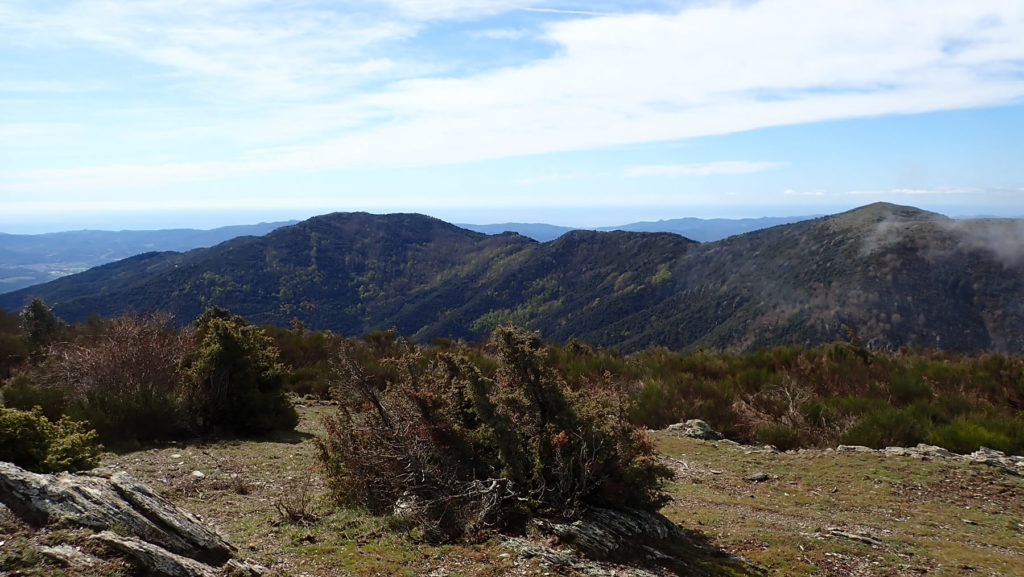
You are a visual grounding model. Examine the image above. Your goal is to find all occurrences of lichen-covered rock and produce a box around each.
[665,419,724,441]
[0,461,268,577]
[93,531,222,577]
[0,461,234,565]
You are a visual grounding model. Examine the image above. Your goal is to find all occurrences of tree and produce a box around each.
[187,307,297,435]
[19,297,60,353]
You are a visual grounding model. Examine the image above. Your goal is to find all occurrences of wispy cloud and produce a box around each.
[523,7,616,17]
[627,161,784,177]
[471,28,531,40]
[1,0,1023,202]
[515,172,593,185]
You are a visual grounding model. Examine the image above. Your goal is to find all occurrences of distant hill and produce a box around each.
[456,222,576,242]
[458,215,813,242]
[0,221,297,294]
[2,203,1023,354]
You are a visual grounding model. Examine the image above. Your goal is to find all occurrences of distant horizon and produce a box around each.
[2,201,1020,235]
[2,2,1022,233]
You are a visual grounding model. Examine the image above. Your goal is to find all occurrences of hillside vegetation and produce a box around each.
[1,306,1023,575]
[1,203,1023,354]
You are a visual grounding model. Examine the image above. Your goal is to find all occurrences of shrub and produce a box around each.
[926,417,1021,454]
[17,313,194,445]
[316,326,670,542]
[186,308,297,435]
[838,401,930,449]
[0,407,101,472]
[754,423,802,451]
[1,375,67,421]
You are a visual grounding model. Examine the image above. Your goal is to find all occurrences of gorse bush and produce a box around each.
[0,407,101,472]
[316,325,670,543]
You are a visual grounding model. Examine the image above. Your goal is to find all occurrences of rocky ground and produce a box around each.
[2,404,1022,576]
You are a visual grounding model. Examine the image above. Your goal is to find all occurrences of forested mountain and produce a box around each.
[2,203,1022,354]
[0,221,296,294]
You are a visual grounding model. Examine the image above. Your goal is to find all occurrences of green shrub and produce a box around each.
[67,388,190,445]
[317,326,670,543]
[838,401,929,449]
[754,423,803,451]
[0,407,101,472]
[926,417,1020,454]
[0,375,67,421]
[187,308,297,435]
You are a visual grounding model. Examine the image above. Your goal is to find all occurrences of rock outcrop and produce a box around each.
[0,461,266,577]
[664,419,724,441]
[834,443,1024,476]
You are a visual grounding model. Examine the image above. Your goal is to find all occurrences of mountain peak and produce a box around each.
[825,202,948,230]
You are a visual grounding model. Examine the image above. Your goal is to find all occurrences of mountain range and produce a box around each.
[457,215,811,243]
[2,203,1022,354]
[0,216,810,295]
[0,222,298,294]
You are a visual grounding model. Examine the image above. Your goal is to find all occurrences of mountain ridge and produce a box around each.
[3,202,1023,354]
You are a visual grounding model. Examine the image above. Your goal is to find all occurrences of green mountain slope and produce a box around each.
[2,203,1022,354]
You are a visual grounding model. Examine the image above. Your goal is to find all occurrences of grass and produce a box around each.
[654,433,1024,576]
[5,402,1022,576]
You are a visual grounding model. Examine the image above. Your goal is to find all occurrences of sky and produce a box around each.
[1,0,1023,233]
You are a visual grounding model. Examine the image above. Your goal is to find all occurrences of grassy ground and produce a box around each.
[4,402,1023,576]
[655,434,1024,577]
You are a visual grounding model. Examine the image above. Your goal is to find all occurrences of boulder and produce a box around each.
[0,460,267,576]
[665,419,724,441]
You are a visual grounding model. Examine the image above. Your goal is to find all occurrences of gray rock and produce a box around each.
[37,544,103,569]
[665,419,724,440]
[968,447,1024,476]
[0,461,271,577]
[93,531,220,577]
[836,445,875,453]
[0,461,233,565]
[746,472,770,483]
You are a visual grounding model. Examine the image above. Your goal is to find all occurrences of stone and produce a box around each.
[93,531,220,577]
[665,419,724,441]
[37,544,103,569]
[0,460,269,577]
[826,528,882,547]
[836,445,875,453]
[746,472,770,483]
[532,506,707,570]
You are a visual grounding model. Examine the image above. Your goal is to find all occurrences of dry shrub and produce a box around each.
[316,326,670,543]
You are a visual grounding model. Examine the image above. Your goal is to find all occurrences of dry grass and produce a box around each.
[654,433,1024,577]
[7,401,1022,576]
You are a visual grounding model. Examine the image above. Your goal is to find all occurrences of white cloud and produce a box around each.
[1,0,1023,196]
[515,172,592,185]
[627,161,784,177]
[471,28,531,40]
[381,0,539,20]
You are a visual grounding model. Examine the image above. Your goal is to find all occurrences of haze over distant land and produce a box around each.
[1,1,1022,233]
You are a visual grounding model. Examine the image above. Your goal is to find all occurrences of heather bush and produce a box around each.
[316,325,670,542]
[0,407,101,472]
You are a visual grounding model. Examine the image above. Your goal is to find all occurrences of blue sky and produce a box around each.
[1,0,1023,232]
